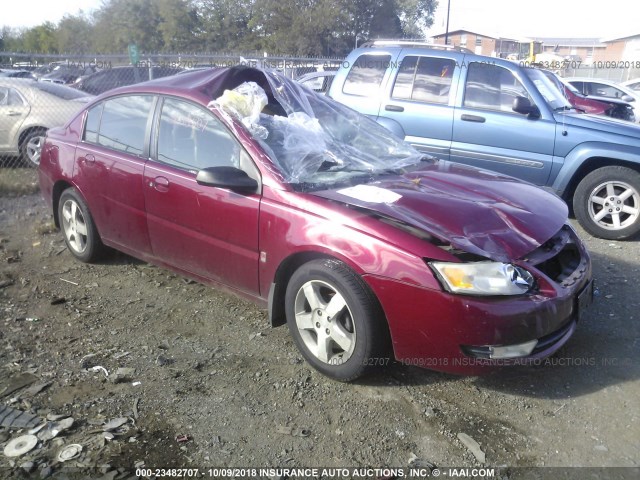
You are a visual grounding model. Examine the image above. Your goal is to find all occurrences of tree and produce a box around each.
[93,0,163,53]
[157,0,201,52]
[56,13,93,54]
[22,22,58,53]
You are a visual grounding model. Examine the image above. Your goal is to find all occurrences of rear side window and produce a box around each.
[392,56,455,104]
[84,95,154,155]
[343,54,391,97]
[463,63,532,113]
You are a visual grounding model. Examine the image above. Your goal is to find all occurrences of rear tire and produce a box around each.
[573,166,640,240]
[58,188,105,262]
[20,129,47,168]
[285,258,391,382]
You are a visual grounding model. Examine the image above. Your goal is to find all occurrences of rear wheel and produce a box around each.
[574,166,640,240]
[58,189,104,262]
[20,129,47,167]
[285,259,390,381]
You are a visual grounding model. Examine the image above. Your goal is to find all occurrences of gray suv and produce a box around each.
[329,42,640,240]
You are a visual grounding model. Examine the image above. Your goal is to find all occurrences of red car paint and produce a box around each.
[38,67,592,375]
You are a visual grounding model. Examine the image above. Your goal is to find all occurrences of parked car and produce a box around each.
[566,77,640,113]
[539,70,635,122]
[71,66,183,96]
[621,78,640,91]
[0,79,92,166]
[329,43,640,239]
[40,64,99,85]
[39,66,593,381]
[0,69,37,80]
[296,71,336,94]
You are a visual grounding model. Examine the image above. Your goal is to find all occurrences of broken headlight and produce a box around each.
[430,261,534,296]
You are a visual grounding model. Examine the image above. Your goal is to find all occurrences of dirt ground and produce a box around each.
[0,173,638,480]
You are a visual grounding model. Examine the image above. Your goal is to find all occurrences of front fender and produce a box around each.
[551,141,640,196]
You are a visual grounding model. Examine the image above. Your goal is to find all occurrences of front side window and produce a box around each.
[92,95,154,155]
[343,54,391,97]
[463,63,532,113]
[83,103,103,143]
[157,97,240,171]
[392,56,455,104]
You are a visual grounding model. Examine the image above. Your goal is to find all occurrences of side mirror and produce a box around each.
[621,94,634,103]
[512,96,540,118]
[196,166,258,192]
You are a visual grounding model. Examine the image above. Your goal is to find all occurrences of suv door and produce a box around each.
[451,61,555,185]
[379,53,461,159]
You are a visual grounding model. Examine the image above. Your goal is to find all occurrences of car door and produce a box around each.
[378,53,460,159]
[0,87,30,151]
[450,61,555,185]
[143,96,261,295]
[74,94,155,255]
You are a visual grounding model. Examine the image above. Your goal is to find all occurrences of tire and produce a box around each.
[58,189,105,262]
[573,166,640,240]
[285,259,390,382]
[20,129,47,168]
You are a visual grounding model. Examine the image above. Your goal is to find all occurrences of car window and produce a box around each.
[463,63,532,113]
[588,82,626,99]
[91,95,154,155]
[392,56,455,104]
[0,87,25,107]
[157,97,240,171]
[343,54,391,97]
[83,102,104,143]
[33,81,88,100]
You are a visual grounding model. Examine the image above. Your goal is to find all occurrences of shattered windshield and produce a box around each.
[211,68,427,189]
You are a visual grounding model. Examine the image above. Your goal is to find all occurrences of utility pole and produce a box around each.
[445,0,451,45]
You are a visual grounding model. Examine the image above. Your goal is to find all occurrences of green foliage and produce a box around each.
[1,0,437,57]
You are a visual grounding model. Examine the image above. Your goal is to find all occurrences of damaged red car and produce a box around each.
[38,66,593,381]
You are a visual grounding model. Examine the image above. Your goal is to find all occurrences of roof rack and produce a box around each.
[361,40,472,53]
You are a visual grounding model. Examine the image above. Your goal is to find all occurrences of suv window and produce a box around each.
[157,97,240,171]
[343,54,391,97]
[463,63,531,113]
[0,87,24,106]
[85,95,154,155]
[392,56,455,104]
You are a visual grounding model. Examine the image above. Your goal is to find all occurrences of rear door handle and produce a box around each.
[7,111,21,116]
[461,114,486,123]
[385,104,405,112]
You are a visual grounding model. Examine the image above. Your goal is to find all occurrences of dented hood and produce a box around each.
[313,161,568,262]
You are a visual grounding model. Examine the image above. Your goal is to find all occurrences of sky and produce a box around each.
[1,0,639,41]
[1,0,102,29]
[426,0,638,40]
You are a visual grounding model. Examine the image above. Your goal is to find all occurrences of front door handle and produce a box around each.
[150,176,170,192]
[84,154,95,163]
[7,111,21,116]
[385,104,405,112]
[461,114,486,123]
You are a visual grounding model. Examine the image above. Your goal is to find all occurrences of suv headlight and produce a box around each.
[430,261,534,296]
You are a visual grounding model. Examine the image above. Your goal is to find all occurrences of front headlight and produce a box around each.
[430,261,534,296]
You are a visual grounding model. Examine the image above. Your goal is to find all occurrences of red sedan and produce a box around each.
[38,67,593,381]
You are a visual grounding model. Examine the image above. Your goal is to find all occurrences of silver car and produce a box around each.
[0,79,92,166]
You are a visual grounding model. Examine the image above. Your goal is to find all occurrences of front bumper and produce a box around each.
[364,226,593,375]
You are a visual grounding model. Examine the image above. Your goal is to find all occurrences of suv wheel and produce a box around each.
[574,166,640,240]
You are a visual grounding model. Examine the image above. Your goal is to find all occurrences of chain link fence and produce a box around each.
[2,51,640,170]
[0,52,342,169]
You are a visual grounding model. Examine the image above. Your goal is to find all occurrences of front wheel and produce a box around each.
[573,166,640,240]
[285,259,390,382]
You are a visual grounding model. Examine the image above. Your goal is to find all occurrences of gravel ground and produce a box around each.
[0,190,638,480]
